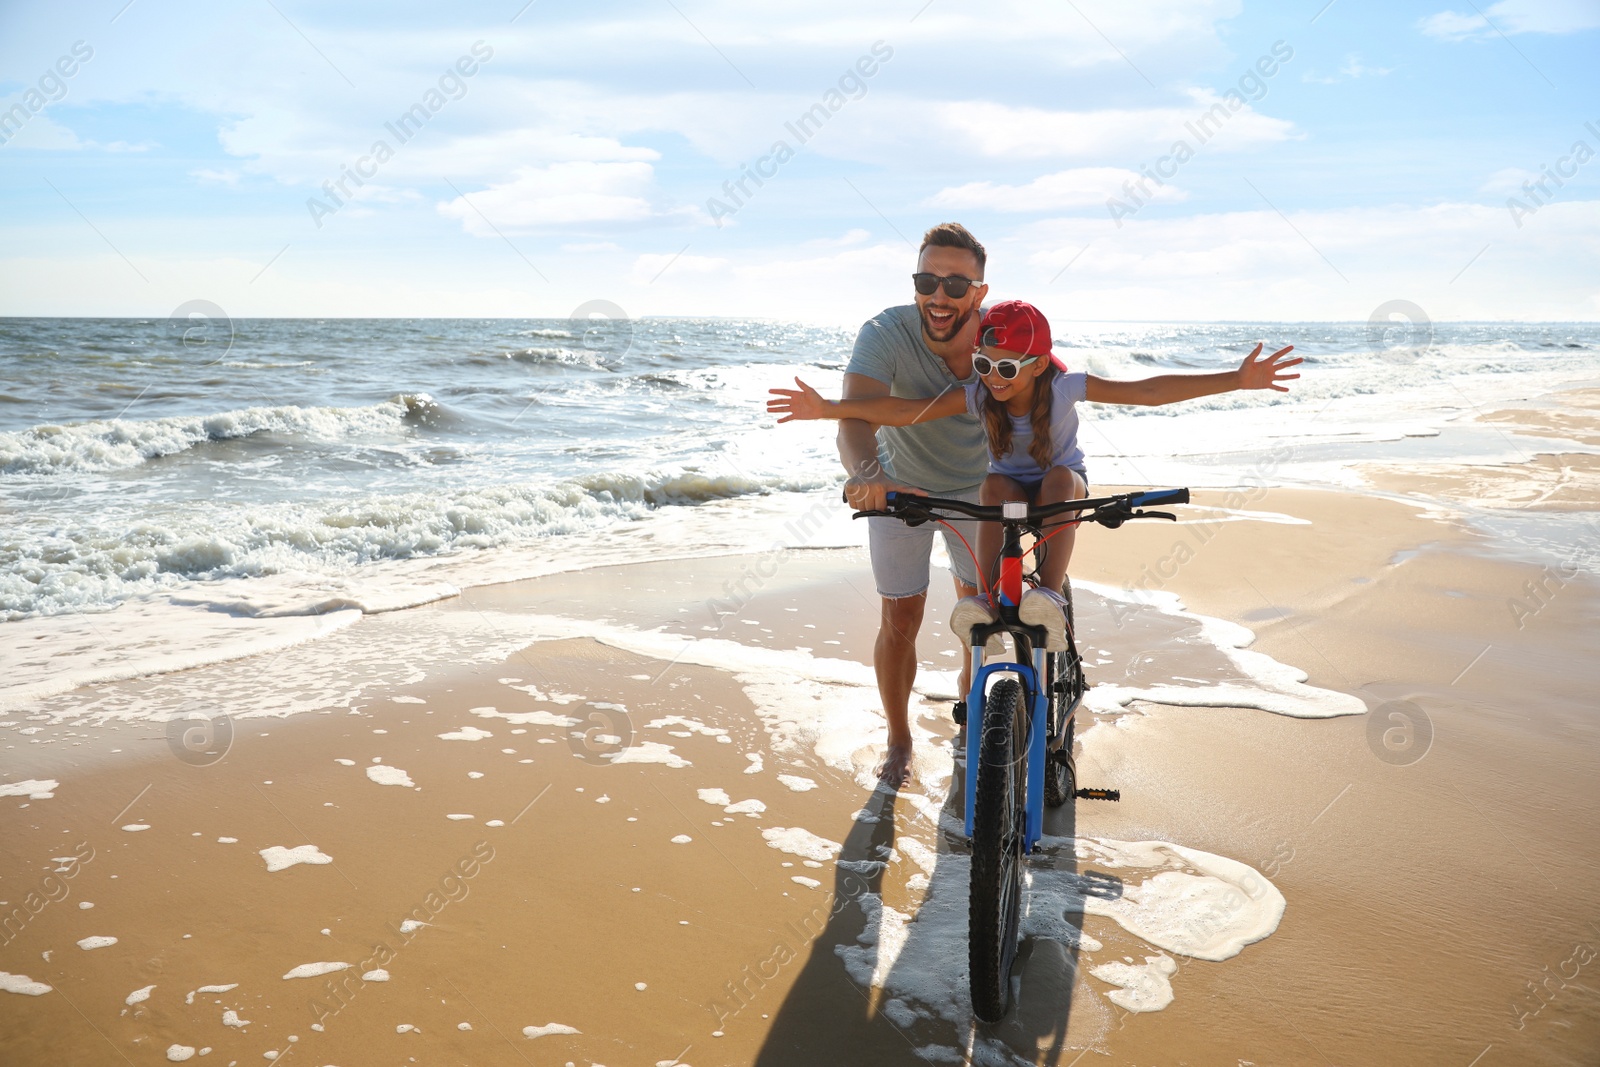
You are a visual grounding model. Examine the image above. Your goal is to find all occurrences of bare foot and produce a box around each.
[876,743,913,788]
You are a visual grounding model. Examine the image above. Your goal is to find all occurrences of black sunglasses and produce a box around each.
[912,272,980,299]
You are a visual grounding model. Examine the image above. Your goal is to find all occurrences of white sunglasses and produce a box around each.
[972,354,1038,379]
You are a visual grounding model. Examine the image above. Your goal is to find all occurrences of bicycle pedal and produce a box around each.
[1073,787,1121,802]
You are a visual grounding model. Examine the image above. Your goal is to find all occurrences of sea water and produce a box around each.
[2,315,1596,704]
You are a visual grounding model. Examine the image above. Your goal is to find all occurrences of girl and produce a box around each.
[769,300,1300,649]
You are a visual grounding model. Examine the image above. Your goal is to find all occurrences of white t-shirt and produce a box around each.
[962,371,1089,480]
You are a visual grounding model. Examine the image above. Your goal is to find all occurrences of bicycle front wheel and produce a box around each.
[969,676,1027,1022]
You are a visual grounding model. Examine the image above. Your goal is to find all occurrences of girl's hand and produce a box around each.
[767,377,831,422]
[1238,344,1301,392]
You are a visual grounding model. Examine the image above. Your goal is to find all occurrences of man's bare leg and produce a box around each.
[953,575,978,700]
[875,593,924,786]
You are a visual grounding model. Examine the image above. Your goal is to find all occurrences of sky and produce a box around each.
[1,0,1597,324]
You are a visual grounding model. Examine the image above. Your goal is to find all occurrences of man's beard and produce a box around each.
[919,303,972,344]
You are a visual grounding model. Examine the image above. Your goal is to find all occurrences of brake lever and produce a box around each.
[1131,509,1177,522]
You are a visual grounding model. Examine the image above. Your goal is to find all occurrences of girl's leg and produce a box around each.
[1033,466,1087,593]
[978,472,1028,597]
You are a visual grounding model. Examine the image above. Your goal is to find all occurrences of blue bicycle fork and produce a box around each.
[963,645,1049,852]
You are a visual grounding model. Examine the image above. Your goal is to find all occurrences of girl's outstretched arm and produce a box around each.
[1086,344,1301,406]
[768,378,967,425]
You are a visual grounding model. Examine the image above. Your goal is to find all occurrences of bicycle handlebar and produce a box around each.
[850,487,1190,527]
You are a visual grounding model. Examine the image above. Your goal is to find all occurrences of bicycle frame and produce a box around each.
[963,500,1051,849]
[855,488,1189,851]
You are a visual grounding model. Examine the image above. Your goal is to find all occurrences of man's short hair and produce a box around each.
[919,222,986,276]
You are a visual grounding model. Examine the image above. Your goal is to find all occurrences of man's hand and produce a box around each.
[1238,344,1301,392]
[844,472,924,512]
[767,378,831,423]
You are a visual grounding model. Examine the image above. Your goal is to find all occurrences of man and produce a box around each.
[838,222,990,787]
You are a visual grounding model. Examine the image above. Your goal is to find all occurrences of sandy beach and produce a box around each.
[4,387,1600,1067]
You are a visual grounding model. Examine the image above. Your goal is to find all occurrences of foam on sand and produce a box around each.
[523,1022,581,1038]
[605,741,690,768]
[76,936,117,950]
[0,779,58,799]
[777,774,817,792]
[438,726,492,741]
[365,765,415,787]
[125,984,156,1005]
[259,844,334,872]
[282,962,349,980]
[1074,838,1286,961]
[1090,954,1178,1012]
[1077,580,1367,719]
[1,971,52,995]
[761,827,842,863]
[165,1045,195,1062]
[470,706,578,727]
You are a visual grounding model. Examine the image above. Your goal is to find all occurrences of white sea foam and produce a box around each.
[1,971,52,995]
[282,962,348,980]
[165,1045,195,1062]
[1074,838,1286,961]
[0,779,58,799]
[259,845,333,872]
[607,741,690,768]
[0,397,424,476]
[365,765,414,788]
[1091,954,1178,1012]
[362,969,389,981]
[523,1022,580,1038]
[777,774,817,792]
[125,984,155,1005]
[470,707,578,727]
[762,827,842,863]
[438,726,492,741]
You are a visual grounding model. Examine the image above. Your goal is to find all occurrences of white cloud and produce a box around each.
[1003,199,1600,321]
[438,162,662,233]
[0,112,84,149]
[1420,0,1600,40]
[938,93,1297,163]
[927,167,1187,212]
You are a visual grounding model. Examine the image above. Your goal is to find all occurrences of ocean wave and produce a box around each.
[0,395,439,475]
[0,468,834,620]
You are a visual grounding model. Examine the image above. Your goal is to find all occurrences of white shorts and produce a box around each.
[866,484,983,599]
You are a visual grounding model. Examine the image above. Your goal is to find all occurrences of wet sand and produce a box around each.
[4,394,1600,1066]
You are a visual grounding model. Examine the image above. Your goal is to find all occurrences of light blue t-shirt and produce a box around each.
[845,305,988,493]
[963,371,1089,480]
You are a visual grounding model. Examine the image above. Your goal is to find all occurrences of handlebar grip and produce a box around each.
[1127,488,1189,508]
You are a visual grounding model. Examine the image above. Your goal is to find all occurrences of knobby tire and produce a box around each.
[969,676,1027,1022]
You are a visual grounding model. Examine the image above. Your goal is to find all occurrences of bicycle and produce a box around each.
[851,486,1189,1022]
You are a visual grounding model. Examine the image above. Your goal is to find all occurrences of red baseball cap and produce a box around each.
[977,300,1065,369]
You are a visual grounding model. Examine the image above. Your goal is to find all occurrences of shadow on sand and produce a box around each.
[754,741,1124,1066]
